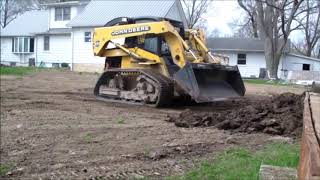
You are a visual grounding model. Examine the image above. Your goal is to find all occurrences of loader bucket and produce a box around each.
[174,63,245,102]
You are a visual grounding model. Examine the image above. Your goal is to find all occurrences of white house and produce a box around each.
[1,1,319,82]
[68,0,187,72]
[0,0,90,67]
[0,0,187,72]
[208,38,320,82]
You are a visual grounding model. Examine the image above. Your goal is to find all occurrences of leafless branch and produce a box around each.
[181,0,212,28]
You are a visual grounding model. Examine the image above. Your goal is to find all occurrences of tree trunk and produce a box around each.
[264,37,281,79]
[306,49,312,57]
[251,11,259,38]
[265,54,281,79]
[3,0,9,28]
[306,43,312,57]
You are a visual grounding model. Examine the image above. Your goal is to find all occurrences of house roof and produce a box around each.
[68,0,179,27]
[42,0,90,7]
[0,10,49,37]
[207,38,291,53]
[287,53,320,62]
[35,28,72,35]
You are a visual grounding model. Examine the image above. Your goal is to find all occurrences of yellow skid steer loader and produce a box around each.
[92,17,245,107]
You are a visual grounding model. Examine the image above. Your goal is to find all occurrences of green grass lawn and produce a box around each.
[243,79,292,86]
[0,67,43,76]
[0,163,14,176]
[170,142,300,180]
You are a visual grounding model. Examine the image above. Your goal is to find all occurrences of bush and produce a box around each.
[61,63,69,68]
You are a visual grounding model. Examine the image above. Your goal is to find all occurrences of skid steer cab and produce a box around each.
[92,16,245,107]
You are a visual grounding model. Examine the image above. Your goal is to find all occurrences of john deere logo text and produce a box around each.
[111,26,150,36]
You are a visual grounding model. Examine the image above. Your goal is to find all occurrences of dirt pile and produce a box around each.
[166,93,304,137]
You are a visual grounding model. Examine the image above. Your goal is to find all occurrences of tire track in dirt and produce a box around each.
[1,71,303,179]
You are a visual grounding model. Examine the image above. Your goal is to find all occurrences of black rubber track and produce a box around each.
[94,69,174,107]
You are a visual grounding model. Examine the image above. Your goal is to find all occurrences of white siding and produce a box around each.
[215,51,267,78]
[0,37,35,66]
[72,27,105,65]
[279,54,320,81]
[282,54,320,71]
[49,6,77,29]
[36,34,72,67]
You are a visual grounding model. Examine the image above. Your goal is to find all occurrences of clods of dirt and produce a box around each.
[166,93,304,137]
[121,142,220,161]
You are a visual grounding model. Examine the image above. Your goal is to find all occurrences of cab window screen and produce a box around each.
[143,37,158,54]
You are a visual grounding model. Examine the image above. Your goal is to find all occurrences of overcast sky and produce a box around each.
[204,1,240,36]
[203,0,304,42]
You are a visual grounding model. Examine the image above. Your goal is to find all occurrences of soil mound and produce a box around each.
[166,93,304,137]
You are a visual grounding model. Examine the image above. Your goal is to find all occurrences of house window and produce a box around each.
[12,37,35,53]
[44,36,50,51]
[302,64,310,71]
[23,37,29,52]
[30,38,34,52]
[237,54,247,65]
[55,7,71,21]
[52,63,60,68]
[84,32,91,42]
[12,38,14,52]
[18,38,23,52]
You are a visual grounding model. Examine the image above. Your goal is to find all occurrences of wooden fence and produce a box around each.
[298,92,320,180]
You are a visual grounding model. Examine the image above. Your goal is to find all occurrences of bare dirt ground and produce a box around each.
[167,93,304,137]
[0,70,305,179]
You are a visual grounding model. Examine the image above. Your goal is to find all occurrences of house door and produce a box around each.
[29,58,35,67]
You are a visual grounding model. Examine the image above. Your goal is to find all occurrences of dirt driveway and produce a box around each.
[0,70,305,179]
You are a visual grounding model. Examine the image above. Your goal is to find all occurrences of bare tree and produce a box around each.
[237,0,314,78]
[318,43,320,58]
[237,0,259,38]
[181,0,212,28]
[292,39,308,55]
[229,16,257,38]
[0,0,40,28]
[255,0,304,79]
[1,0,18,28]
[208,28,221,37]
[294,0,320,57]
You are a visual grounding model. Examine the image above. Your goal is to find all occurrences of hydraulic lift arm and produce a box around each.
[93,21,199,68]
[187,29,221,64]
